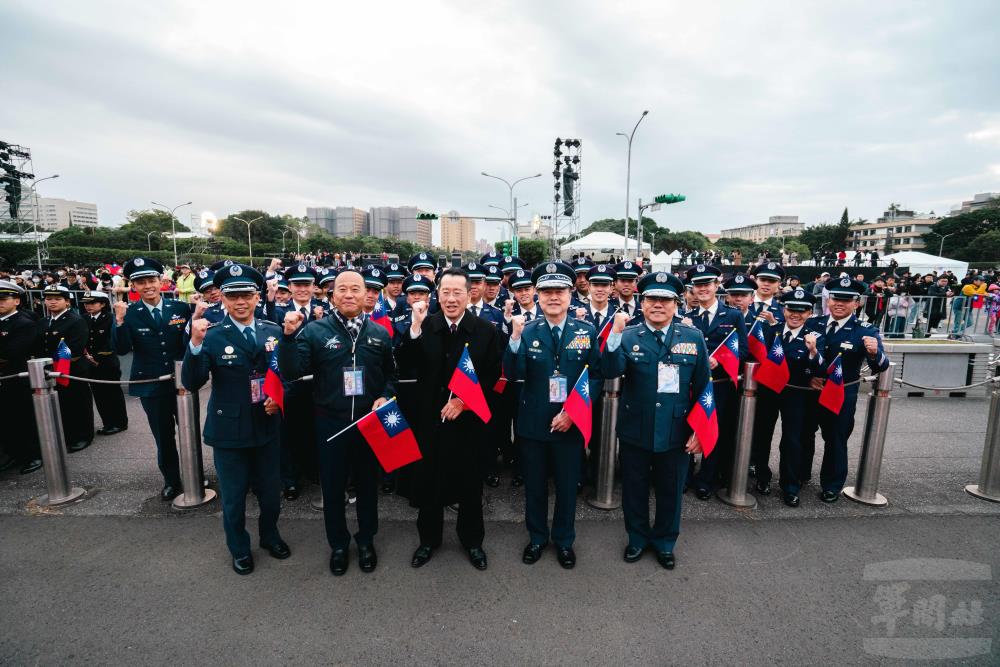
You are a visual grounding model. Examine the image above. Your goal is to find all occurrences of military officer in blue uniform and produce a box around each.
[391,274,433,343]
[499,255,527,291]
[483,264,508,308]
[464,262,509,334]
[749,261,786,325]
[802,277,890,502]
[507,269,541,319]
[182,264,290,575]
[504,261,601,569]
[571,257,594,306]
[189,269,227,326]
[81,290,128,436]
[602,272,710,569]
[113,257,192,500]
[749,289,825,507]
[581,263,617,332]
[397,252,439,317]
[317,268,338,303]
[612,260,642,318]
[382,262,407,312]
[209,260,267,321]
[722,274,758,330]
[683,264,749,500]
[361,266,387,316]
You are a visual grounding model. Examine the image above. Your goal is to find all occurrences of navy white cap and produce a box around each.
[408,252,435,271]
[722,273,757,294]
[684,263,722,284]
[638,272,684,299]
[80,290,110,303]
[464,262,486,280]
[403,274,432,293]
[531,261,575,289]
[780,288,816,311]
[751,261,785,281]
[123,257,163,281]
[586,264,616,284]
[509,268,533,289]
[572,257,595,274]
[361,266,387,290]
[195,269,216,292]
[613,260,640,279]
[500,256,527,274]
[42,284,72,298]
[484,265,502,283]
[826,276,865,299]
[284,264,317,283]
[384,263,407,280]
[213,263,264,293]
[0,279,25,297]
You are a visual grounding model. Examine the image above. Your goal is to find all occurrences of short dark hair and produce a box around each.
[438,268,470,290]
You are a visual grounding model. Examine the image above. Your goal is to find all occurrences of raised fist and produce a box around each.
[804,332,818,355]
[510,314,526,339]
[189,317,209,347]
[114,300,128,323]
[283,310,304,336]
[312,305,326,321]
[193,299,210,320]
[612,311,630,334]
[575,307,587,320]
[411,300,428,327]
[503,299,514,319]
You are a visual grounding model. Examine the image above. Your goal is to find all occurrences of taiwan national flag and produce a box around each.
[371,292,393,338]
[596,316,614,352]
[448,344,491,423]
[53,339,71,387]
[819,354,845,414]
[263,344,285,414]
[748,321,790,393]
[563,366,592,447]
[357,400,423,473]
[686,383,719,458]
[711,328,740,386]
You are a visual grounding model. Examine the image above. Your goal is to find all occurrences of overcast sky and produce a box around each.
[3,0,999,245]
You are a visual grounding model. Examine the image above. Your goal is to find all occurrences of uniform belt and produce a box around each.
[70,356,81,362]
[96,351,114,356]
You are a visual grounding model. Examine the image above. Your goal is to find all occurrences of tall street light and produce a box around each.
[488,202,529,243]
[146,230,161,251]
[151,200,192,268]
[927,231,956,257]
[616,110,649,259]
[233,215,264,265]
[481,171,542,257]
[28,174,59,269]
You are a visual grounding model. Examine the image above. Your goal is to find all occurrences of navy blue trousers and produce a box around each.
[752,387,810,494]
[315,413,379,550]
[621,443,689,553]
[212,440,282,558]
[519,436,582,549]
[140,394,181,488]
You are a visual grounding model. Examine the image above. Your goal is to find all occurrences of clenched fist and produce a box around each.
[575,307,587,320]
[283,310,304,336]
[804,332,818,356]
[189,318,209,347]
[410,301,428,337]
[611,311,630,334]
[510,314,526,340]
[192,299,210,320]
[503,299,514,319]
[312,305,325,321]
[114,300,128,324]
[861,335,879,356]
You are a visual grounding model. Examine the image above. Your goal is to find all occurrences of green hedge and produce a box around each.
[0,241,40,266]
[41,246,254,269]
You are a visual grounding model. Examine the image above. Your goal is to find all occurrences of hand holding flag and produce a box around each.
[263,342,285,414]
[371,292,394,338]
[563,366,593,446]
[710,329,740,386]
[53,339,71,387]
[447,344,491,423]
[748,320,790,393]
[819,354,845,414]
[686,383,718,457]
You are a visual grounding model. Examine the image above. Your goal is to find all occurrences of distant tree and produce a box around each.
[923,200,1000,258]
[581,216,660,239]
[799,223,848,255]
[123,209,191,233]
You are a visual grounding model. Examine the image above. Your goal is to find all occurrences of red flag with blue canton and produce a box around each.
[371,292,393,338]
[686,382,718,457]
[596,317,614,352]
[748,320,790,393]
[357,400,422,473]
[563,366,592,447]
[53,339,71,387]
[819,353,845,414]
[263,343,285,414]
[710,328,740,386]
[448,343,491,422]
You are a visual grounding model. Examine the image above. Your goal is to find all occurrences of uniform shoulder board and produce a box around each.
[676,320,698,331]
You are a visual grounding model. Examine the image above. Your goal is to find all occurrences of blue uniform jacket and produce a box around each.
[684,301,749,381]
[181,316,282,448]
[761,322,826,389]
[601,322,710,452]
[113,299,191,398]
[751,299,785,324]
[470,302,509,339]
[808,314,890,384]
[503,317,602,443]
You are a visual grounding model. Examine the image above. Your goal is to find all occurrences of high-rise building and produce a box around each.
[368,205,432,247]
[14,197,98,231]
[720,216,804,243]
[306,206,336,232]
[950,192,999,215]
[306,206,369,237]
[440,210,476,253]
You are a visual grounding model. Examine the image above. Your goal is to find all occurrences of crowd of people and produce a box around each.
[0,247,992,578]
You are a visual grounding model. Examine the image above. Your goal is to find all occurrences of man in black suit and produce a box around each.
[396,268,502,571]
[0,280,42,473]
[39,284,94,452]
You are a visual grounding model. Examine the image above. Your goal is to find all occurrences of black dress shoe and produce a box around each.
[484,474,500,488]
[556,547,576,570]
[329,549,349,576]
[358,544,377,573]
[232,554,254,575]
[411,545,434,568]
[283,485,299,501]
[380,481,395,494]
[97,426,127,436]
[819,490,839,503]
[160,485,181,501]
[19,459,43,475]
[656,551,676,570]
[68,440,92,453]
[695,487,713,501]
[511,475,523,488]
[783,492,800,508]
[0,457,19,473]
[623,545,645,563]
[576,482,584,495]
[262,540,291,559]
[522,543,545,564]
[467,547,488,570]
[754,481,771,496]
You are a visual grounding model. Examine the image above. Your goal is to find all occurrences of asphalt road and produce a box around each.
[1,514,996,665]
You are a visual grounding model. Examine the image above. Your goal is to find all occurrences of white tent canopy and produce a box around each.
[650,251,673,272]
[882,251,968,276]
[560,231,649,261]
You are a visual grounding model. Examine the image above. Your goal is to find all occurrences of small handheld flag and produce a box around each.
[356,400,422,473]
[447,344,491,423]
[596,317,614,352]
[710,329,740,386]
[263,342,285,414]
[748,321,790,393]
[563,366,593,446]
[371,292,394,338]
[53,339,71,387]
[819,354,845,414]
[686,383,718,457]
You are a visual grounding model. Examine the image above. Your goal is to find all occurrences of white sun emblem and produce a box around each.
[462,357,476,373]
[579,382,589,398]
[701,392,714,409]
[771,342,784,359]
[374,300,383,313]
[833,365,843,378]
[382,411,402,428]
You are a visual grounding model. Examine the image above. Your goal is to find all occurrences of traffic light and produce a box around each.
[502,242,511,254]
[416,213,438,220]
[654,194,686,204]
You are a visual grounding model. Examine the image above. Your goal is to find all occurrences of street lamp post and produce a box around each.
[151,200,192,268]
[27,174,59,269]
[928,231,955,257]
[233,215,264,266]
[481,171,542,257]
[616,110,649,260]
[146,230,160,252]
[488,202,529,245]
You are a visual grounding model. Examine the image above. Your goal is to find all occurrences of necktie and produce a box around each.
[700,309,710,328]
[551,326,561,350]
[524,312,532,322]
[783,330,793,345]
[152,308,162,327]
[473,305,480,317]
[243,327,256,347]
[827,320,838,337]
[593,312,602,331]
[622,303,630,315]
[654,329,665,347]
[450,323,458,334]
[300,306,308,320]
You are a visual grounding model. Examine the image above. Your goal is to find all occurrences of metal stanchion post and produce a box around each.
[311,490,324,511]
[172,361,216,509]
[966,360,1000,502]
[718,362,758,509]
[843,363,895,506]
[27,358,86,506]
[587,376,622,510]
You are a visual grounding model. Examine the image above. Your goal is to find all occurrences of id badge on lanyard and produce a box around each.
[549,373,568,403]
[343,367,365,396]
[657,362,680,394]
[249,372,265,404]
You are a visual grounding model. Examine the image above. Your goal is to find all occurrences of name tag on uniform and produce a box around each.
[549,374,568,403]
[249,373,265,404]
[841,342,854,350]
[658,362,680,394]
[343,367,364,396]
